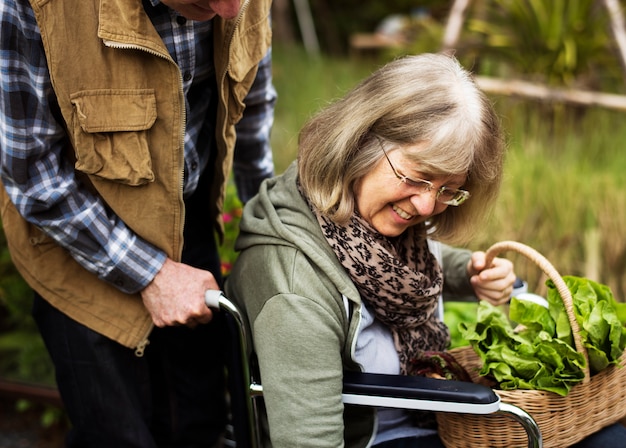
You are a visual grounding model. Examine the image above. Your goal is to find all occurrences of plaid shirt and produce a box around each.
[0,0,276,293]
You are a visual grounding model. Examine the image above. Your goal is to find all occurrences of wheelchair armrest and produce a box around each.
[342,371,500,414]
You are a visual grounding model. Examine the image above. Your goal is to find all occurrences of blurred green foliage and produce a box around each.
[307,0,452,54]
[218,180,244,277]
[0,225,54,386]
[465,0,622,90]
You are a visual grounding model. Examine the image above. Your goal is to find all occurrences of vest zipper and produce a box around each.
[102,40,169,59]
[134,336,151,357]
[102,39,186,355]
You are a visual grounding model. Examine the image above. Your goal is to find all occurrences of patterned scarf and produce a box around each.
[315,211,450,375]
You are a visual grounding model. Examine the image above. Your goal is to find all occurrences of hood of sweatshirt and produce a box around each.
[234,161,359,301]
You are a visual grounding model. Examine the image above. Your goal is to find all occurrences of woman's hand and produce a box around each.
[466,251,516,305]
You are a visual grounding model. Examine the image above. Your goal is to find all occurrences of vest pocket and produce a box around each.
[70,90,157,186]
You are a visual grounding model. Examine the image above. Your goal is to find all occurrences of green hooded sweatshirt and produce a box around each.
[225,162,474,447]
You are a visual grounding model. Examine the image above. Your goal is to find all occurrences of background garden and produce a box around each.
[2,0,626,432]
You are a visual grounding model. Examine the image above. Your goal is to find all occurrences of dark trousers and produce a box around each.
[33,173,227,447]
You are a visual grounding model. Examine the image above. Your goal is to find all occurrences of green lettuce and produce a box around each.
[459,276,626,396]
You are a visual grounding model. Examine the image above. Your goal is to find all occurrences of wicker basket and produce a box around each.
[436,241,626,448]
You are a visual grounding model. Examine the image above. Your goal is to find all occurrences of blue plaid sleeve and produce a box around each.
[0,0,166,294]
[233,48,277,203]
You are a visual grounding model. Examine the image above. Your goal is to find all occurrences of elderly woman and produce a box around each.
[225,54,624,447]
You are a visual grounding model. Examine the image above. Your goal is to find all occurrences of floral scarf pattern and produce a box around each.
[314,211,450,374]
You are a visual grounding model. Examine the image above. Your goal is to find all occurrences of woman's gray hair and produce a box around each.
[297,52,504,244]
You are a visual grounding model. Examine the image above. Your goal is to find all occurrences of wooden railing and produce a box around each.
[0,377,62,408]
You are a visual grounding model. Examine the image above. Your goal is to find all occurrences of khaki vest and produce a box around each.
[0,0,271,350]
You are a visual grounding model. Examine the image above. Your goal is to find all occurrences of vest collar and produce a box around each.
[97,0,169,56]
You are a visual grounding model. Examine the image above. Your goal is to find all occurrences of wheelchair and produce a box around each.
[205,290,542,448]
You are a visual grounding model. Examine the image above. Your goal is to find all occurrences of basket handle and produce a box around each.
[484,240,590,383]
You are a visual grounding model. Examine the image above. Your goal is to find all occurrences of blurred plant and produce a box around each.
[0,224,55,386]
[218,180,244,277]
[465,0,621,91]
[386,10,447,57]
[307,0,451,55]
[0,222,64,432]
[270,43,375,173]
[444,302,479,349]
[16,398,68,429]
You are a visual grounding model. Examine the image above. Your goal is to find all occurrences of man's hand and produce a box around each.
[140,258,219,327]
[467,251,516,306]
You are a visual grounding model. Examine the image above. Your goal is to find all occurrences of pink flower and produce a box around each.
[221,262,233,276]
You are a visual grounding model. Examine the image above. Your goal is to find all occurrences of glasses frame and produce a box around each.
[377,138,471,206]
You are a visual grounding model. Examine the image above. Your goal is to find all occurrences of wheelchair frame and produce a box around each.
[205,290,542,448]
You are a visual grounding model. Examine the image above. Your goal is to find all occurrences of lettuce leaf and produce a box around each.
[459,275,626,396]
[547,276,626,372]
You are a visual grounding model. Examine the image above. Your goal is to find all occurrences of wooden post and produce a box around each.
[475,76,626,111]
[0,378,62,408]
[601,0,626,83]
[442,0,473,53]
[293,0,320,55]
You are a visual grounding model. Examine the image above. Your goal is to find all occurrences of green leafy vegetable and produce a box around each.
[459,276,626,396]
[444,302,479,348]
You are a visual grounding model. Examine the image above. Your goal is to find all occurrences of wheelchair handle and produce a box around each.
[204,289,224,309]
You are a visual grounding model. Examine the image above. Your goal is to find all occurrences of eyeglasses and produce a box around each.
[377,139,471,206]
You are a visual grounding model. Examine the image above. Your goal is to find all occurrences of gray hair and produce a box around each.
[297,53,504,244]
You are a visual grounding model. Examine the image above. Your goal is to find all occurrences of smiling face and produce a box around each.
[354,144,467,237]
[160,0,241,20]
